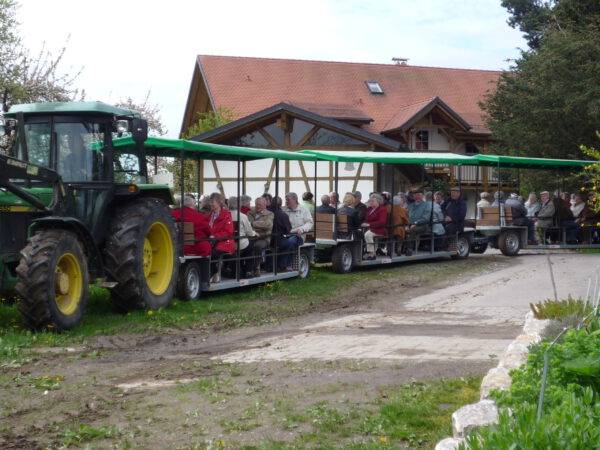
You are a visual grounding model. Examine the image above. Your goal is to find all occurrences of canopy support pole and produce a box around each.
[274,158,279,276]
[497,161,501,225]
[391,166,396,256]
[179,150,184,255]
[334,162,339,239]
[474,164,479,224]
[236,157,241,281]
[314,160,318,240]
[196,160,201,210]
[430,164,435,253]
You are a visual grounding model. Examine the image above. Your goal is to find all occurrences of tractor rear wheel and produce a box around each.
[104,199,178,311]
[16,229,88,330]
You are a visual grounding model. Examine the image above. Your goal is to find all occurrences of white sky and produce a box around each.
[17,0,525,137]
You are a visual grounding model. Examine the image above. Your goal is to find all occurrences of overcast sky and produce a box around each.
[18,0,525,137]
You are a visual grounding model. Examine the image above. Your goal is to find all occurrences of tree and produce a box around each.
[115,92,167,137]
[169,108,234,194]
[483,0,600,165]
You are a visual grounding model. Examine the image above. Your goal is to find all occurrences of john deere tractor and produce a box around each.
[0,102,179,330]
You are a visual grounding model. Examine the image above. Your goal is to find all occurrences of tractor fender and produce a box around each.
[29,217,104,278]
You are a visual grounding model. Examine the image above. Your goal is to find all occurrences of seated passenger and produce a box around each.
[353,191,368,223]
[525,192,541,218]
[553,192,577,243]
[390,194,409,253]
[492,191,505,207]
[240,195,252,215]
[337,193,360,233]
[207,192,235,283]
[441,187,467,235]
[426,192,445,249]
[280,192,313,270]
[317,194,336,214]
[248,197,274,277]
[270,196,292,270]
[406,190,432,253]
[229,196,258,277]
[170,194,211,257]
[301,192,315,215]
[572,193,591,225]
[361,193,388,260]
[329,191,340,209]
[535,191,555,244]
[477,192,492,209]
[199,194,211,215]
[506,193,535,243]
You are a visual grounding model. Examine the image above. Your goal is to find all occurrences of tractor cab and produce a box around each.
[2,101,149,185]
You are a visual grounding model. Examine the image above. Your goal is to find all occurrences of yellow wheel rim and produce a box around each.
[143,221,174,295]
[54,253,83,316]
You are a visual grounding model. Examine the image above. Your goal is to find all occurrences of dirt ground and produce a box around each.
[1,252,598,449]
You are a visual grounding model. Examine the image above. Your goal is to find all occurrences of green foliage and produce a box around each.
[485,0,600,162]
[60,423,121,446]
[581,139,600,213]
[183,107,234,140]
[461,389,600,450]
[529,297,592,320]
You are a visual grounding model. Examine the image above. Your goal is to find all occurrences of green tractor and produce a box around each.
[0,102,179,330]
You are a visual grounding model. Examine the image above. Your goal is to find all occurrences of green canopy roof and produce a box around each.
[298,150,477,165]
[113,136,318,161]
[472,154,594,169]
[6,101,140,118]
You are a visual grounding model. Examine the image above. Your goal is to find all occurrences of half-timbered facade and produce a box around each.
[181,55,502,201]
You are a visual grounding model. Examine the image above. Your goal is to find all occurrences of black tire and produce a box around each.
[452,235,471,259]
[298,251,310,279]
[104,198,179,311]
[331,245,353,274]
[16,229,89,331]
[177,262,202,301]
[470,242,488,254]
[498,230,521,256]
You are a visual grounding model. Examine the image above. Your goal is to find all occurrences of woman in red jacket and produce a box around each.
[171,194,211,257]
[207,192,235,282]
[361,193,388,260]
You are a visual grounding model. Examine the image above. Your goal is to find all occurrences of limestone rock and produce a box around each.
[499,340,529,369]
[480,366,511,399]
[523,311,550,338]
[452,399,499,438]
[435,437,464,450]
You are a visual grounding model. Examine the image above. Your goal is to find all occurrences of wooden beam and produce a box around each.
[296,125,319,147]
[203,176,374,182]
[264,159,277,193]
[298,160,311,193]
[351,162,364,192]
[211,160,225,196]
[258,128,279,148]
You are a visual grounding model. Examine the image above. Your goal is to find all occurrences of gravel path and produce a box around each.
[219,252,599,363]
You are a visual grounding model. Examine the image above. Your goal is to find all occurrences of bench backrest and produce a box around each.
[176,221,196,245]
[313,213,349,240]
[478,206,513,226]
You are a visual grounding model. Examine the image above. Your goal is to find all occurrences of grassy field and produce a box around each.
[0,257,495,367]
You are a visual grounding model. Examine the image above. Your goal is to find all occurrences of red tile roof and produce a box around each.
[196,55,500,136]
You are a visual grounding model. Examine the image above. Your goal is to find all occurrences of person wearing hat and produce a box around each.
[441,187,467,236]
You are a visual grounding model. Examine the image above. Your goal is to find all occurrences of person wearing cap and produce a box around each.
[441,187,467,236]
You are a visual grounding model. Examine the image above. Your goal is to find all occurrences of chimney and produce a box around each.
[392,57,409,66]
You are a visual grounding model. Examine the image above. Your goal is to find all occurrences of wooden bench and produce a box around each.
[313,213,349,240]
[175,221,196,245]
[477,206,513,226]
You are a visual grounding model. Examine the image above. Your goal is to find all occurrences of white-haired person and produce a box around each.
[280,192,313,271]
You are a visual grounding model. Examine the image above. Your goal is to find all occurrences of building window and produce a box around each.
[465,143,479,154]
[304,128,363,146]
[415,130,429,150]
[365,81,384,94]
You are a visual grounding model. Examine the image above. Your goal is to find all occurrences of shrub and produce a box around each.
[530,297,593,320]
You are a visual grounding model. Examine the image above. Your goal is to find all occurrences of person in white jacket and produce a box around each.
[279,192,313,270]
[228,196,258,276]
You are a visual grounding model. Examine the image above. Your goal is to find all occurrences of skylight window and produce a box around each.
[365,81,384,94]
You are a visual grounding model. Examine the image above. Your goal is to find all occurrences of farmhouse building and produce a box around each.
[181,55,501,202]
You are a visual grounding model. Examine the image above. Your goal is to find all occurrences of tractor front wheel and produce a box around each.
[104,199,178,311]
[16,230,89,330]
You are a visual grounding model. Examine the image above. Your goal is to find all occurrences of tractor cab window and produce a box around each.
[114,152,143,184]
[56,121,107,182]
[14,122,52,166]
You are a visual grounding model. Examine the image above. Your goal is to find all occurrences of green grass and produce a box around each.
[0,259,490,364]
[59,423,121,446]
[252,377,481,449]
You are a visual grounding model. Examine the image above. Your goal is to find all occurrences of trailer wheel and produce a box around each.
[16,230,88,330]
[499,230,521,256]
[331,245,353,273]
[104,198,179,311]
[177,262,202,301]
[452,235,471,259]
[470,242,488,254]
[298,251,310,279]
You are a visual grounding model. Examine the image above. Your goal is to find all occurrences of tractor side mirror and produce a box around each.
[131,118,148,145]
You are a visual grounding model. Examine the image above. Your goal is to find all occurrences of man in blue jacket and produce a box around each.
[441,187,467,235]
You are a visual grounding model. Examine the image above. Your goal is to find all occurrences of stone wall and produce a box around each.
[434,311,550,450]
